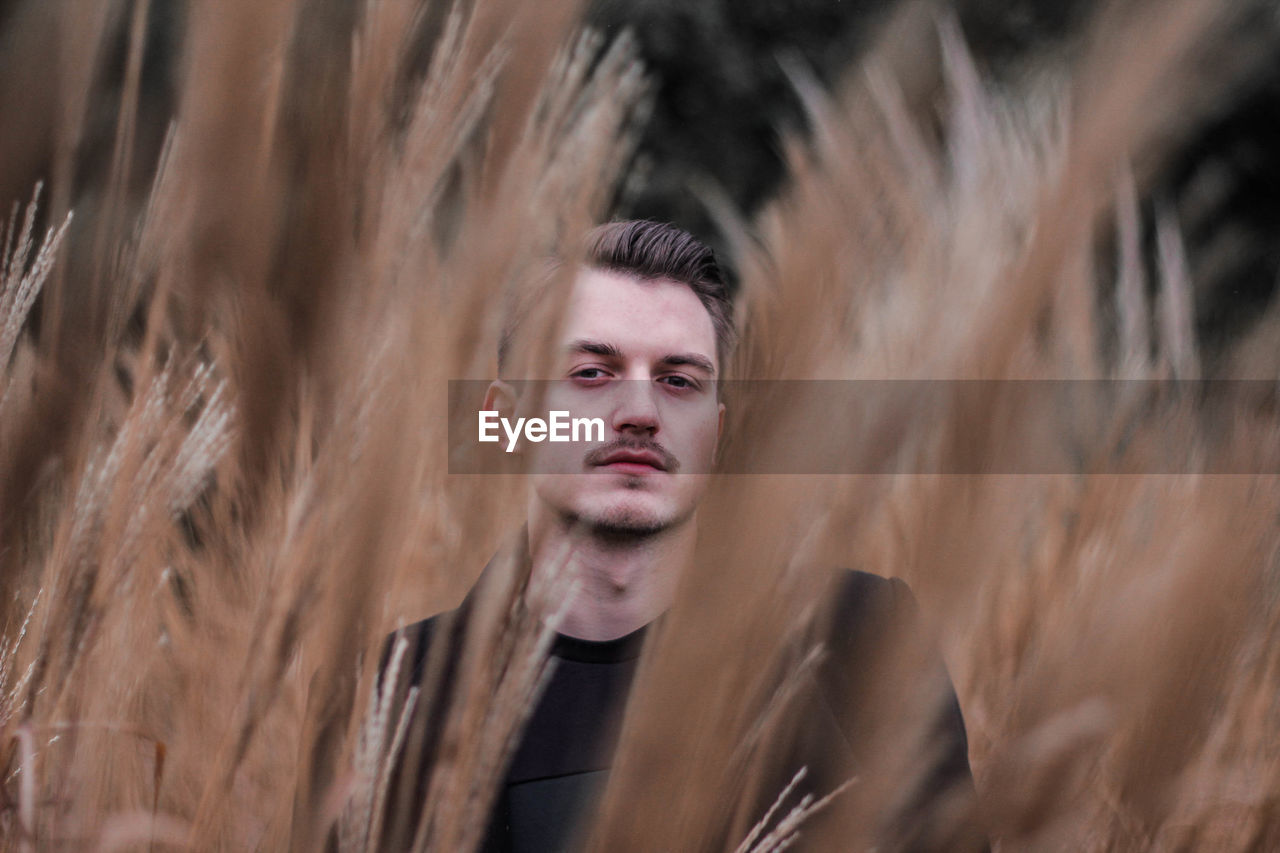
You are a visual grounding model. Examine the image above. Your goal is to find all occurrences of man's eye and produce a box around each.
[659,375,698,390]
[571,368,609,381]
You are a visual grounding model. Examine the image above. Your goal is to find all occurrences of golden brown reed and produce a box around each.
[0,0,1276,850]
[589,1,1280,850]
[1,0,642,847]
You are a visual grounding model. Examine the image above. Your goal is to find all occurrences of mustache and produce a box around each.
[583,436,681,473]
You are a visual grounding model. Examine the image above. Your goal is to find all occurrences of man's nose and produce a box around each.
[610,380,660,435]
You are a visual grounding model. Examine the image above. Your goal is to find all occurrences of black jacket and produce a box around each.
[374,568,985,852]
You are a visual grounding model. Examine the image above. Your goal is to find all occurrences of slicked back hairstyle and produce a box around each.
[498,220,735,375]
[584,220,735,370]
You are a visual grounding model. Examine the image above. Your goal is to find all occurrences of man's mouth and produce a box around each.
[587,444,675,474]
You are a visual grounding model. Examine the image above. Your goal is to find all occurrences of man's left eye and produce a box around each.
[659,375,697,390]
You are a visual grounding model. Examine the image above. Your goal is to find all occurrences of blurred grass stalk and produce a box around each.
[0,0,1277,849]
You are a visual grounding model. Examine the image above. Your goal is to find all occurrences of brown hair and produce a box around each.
[499,220,735,373]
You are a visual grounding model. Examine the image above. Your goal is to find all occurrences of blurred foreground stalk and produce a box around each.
[0,0,1277,850]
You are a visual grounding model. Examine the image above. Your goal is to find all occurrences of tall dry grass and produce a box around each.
[0,0,1277,850]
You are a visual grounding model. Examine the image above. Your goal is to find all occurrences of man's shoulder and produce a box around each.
[377,607,466,689]
[820,568,939,688]
[829,568,919,632]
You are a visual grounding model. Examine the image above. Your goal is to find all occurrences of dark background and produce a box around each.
[585,0,1279,360]
[0,0,1276,358]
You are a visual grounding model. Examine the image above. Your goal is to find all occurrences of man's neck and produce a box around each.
[527,510,695,642]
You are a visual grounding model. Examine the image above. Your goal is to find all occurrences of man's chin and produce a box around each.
[574,499,687,537]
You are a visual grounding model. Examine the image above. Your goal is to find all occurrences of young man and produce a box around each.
[378,220,980,851]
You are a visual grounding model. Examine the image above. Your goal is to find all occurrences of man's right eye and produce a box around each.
[570,367,609,383]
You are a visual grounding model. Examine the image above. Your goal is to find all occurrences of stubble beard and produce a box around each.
[569,485,693,540]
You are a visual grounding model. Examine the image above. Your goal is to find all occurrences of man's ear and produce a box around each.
[713,400,726,466]
[483,379,522,455]
[483,379,518,417]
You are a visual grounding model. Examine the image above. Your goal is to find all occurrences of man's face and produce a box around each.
[520,267,724,534]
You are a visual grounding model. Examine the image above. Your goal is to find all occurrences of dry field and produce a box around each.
[1,0,1277,850]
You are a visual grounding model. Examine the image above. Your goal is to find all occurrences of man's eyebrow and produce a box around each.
[566,339,624,359]
[660,353,716,376]
[566,340,717,376]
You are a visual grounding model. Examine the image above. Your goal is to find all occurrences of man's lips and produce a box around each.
[583,441,679,473]
[595,448,668,472]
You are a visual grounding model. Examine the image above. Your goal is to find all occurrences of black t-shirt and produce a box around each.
[489,627,646,852]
